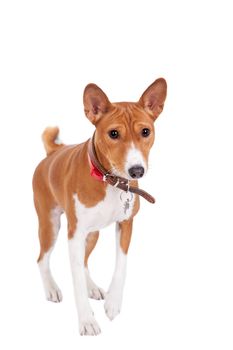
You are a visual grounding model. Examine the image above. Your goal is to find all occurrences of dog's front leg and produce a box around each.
[69,231,101,335]
[105,219,133,321]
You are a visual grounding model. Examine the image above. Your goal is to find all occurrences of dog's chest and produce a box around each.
[73,186,135,233]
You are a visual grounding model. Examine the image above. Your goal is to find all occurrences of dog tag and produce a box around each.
[124,199,130,214]
[120,192,133,215]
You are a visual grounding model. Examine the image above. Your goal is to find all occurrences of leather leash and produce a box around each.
[88,135,155,204]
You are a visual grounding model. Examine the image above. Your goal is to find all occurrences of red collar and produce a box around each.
[89,159,104,181]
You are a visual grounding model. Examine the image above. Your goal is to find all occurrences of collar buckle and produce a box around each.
[103,173,110,182]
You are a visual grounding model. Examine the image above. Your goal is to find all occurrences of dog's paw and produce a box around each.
[104,292,122,321]
[85,268,105,300]
[88,286,105,300]
[45,284,63,303]
[79,317,101,336]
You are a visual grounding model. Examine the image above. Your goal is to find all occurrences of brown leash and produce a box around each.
[88,135,155,204]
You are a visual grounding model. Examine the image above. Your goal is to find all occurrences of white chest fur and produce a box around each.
[73,186,135,234]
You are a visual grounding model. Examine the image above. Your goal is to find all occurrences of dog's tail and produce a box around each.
[42,127,64,156]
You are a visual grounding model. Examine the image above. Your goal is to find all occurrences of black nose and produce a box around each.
[128,166,144,179]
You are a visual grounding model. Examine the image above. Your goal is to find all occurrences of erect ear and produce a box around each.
[83,83,112,125]
[138,78,167,121]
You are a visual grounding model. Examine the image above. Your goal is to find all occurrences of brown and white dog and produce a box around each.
[32,78,167,335]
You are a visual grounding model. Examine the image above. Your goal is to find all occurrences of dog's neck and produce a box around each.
[88,134,156,204]
[93,138,112,175]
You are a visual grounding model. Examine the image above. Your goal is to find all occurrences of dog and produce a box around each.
[32,78,167,335]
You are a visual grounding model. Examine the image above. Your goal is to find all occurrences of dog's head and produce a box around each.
[83,78,167,180]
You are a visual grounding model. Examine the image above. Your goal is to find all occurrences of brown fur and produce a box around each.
[33,78,167,262]
[42,127,64,155]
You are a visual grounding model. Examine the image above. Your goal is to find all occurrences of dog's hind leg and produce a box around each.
[36,197,63,303]
[84,232,105,300]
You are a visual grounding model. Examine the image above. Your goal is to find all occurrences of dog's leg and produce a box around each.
[37,206,63,302]
[104,219,133,320]
[69,230,101,335]
[84,231,105,300]
[84,231,99,266]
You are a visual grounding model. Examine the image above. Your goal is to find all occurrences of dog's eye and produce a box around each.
[141,128,150,137]
[108,130,119,139]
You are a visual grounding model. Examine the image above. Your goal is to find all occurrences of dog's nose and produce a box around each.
[128,166,145,179]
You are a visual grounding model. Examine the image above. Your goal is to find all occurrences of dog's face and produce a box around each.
[83,79,167,180]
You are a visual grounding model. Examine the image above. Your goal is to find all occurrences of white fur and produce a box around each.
[124,144,147,176]
[104,223,127,320]
[50,206,63,237]
[38,250,63,302]
[69,232,101,335]
[54,135,62,145]
[85,268,105,300]
[69,187,134,335]
[73,185,135,233]
[38,207,63,302]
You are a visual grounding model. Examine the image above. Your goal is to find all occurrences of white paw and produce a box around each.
[88,286,105,300]
[79,316,101,336]
[45,283,63,303]
[104,293,122,321]
[85,268,105,300]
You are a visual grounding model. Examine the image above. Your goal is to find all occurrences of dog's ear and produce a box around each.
[83,84,112,125]
[138,78,167,121]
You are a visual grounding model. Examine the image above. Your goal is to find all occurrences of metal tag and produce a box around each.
[120,191,133,215]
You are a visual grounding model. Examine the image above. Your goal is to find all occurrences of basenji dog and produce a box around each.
[32,78,167,335]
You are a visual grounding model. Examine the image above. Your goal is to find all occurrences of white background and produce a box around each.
[0,0,232,349]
